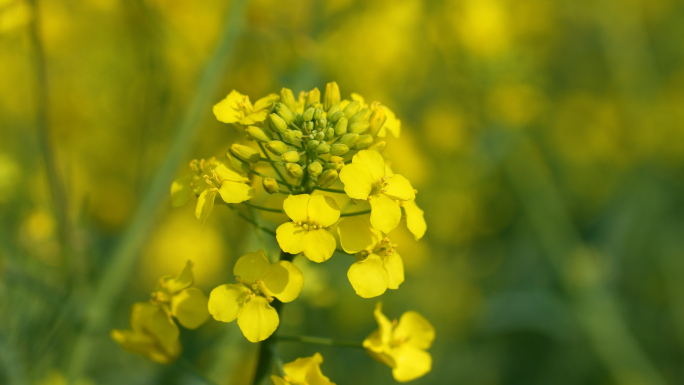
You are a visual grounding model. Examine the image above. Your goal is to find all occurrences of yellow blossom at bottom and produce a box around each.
[363,303,435,382]
[270,353,335,385]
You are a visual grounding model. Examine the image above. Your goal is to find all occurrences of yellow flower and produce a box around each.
[276,194,341,263]
[401,200,426,240]
[151,260,210,329]
[363,303,435,383]
[339,150,415,233]
[213,90,279,126]
[270,353,335,385]
[344,93,401,138]
[111,302,181,364]
[208,250,304,342]
[170,158,254,223]
[338,216,404,298]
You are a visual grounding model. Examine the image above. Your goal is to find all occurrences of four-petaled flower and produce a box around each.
[208,250,304,342]
[276,194,341,263]
[213,90,279,126]
[363,303,435,383]
[339,150,415,233]
[150,260,210,330]
[271,353,335,385]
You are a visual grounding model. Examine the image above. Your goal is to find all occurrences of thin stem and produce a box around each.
[248,169,289,187]
[242,202,284,214]
[276,334,364,349]
[225,204,276,236]
[257,142,290,187]
[270,344,286,377]
[312,187,346,194]
[340,209,371,217]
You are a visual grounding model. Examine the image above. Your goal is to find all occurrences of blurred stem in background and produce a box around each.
[503,134,667,385]
[66,0,250,380]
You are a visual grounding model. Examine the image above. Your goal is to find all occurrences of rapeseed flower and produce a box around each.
[208,250,304,342]
[363,303,435,382]
[213,90,279,126]
[270,353,335,385]
[150,260,210,329]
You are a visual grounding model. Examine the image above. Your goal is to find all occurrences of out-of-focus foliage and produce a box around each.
[2,0,684,384]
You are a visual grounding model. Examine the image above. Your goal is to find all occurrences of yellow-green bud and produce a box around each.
[303,107,315,122]
[294,113,303,126]
[286,163,303,178]
[303,121,313,134]
[324,82,341,111]
[348,108,371,125]
[280,88,296,111]
[306,140,320,150]
[329,110,345,123]
[330,143,349,156]
[316,118,327,128]
[263,177,279,194]
[314,131,325,141]
[274,103,295,124]
[281,151,300,163]
[327,103,341,117]
[367,108,387,137]
[306,88,320,106]
[367,140,386,153]
[352,134,373,150]
[325,127,335,140]
[330,155,344,164]
[334,117,348,135]
[338,133,358,145]
[317,169,338,188]
[307,161,323,177]
[324,162,343,171]
[348,121,370,134]
[316,143,331,154]
[230,144,261,163]
[246,126,271,142]
[343,100,360,118]
[294,130,303,138]
[269,113,288,134]
[313,108,323,121]
[225,151,250,173]
[266,140,289,155]
[283,130,298,144]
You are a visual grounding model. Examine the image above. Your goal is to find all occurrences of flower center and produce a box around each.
[370,176,390,196]
[295,220,323,231]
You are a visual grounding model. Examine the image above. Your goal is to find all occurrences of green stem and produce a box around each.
[226,204,276,236]
[340,209,371,217]
[276,334,364,349]
[312,187,346,194]
[66,0,250,379]
[242,202,285,214]
[248,169,289,188]
[257,142,290,187]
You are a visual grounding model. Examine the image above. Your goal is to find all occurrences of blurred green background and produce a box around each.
[2,0,684,384]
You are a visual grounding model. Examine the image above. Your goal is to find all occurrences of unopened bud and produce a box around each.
[306,140,320,150]
[303,107,315,122]
[348,121,370,134]
[269,113,288,134]
[343,100,360,118]
[283,130,298,144]
[230,144,261,163]
[367,140,386,153]
[325,127,335,140]
[316,118,327,128]
[314,131,325,141]
[313,108,323,121]
[246,126,271,142]
[330,156,344,164]
[367,108,387,137]
[324,82,341,111]
[266,140,289,155]
[286,163,303,178]
[263,177,280,194]
[334,117,348,136]
[348,108,371,125]
[308,161,323,177]
[274,103,295,124]
[317,169,338,188]
[329,111,345,124]
[330,143,349,156]
[327,103,341,117]
[280,88,296,111]
[225,151,250,173]
[316,143,331,154]
[338,133,358,146]
[281,151,300,163]
[306,88,320,106]
[352,135,373,150]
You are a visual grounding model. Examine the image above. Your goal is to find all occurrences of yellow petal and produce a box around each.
[347,254,388,298]
[303,229,336,263]
[337,216,374,254]
[373,302,394,346]
[145,305,180,355]
[362,330,396,368]
[307,195,340,227]
[377,106,401,138]
[339,163,374,200]
[352,150,385,180]
[218,180,254,204]
[213,90,246,124]
[163,260,195,294]
[208,284,248,322]
[383,174,415,201]
[237,296,279,342]
[233,250,271,284]
[195,189,216,224]
[253,93,280,111]
[283,194,310,222]
[276,222,308,255]
[214,163,248,183]
[403,200,426,240]
[390,345,432,382]
[394,311,435,350]
[384,252,405,290]
[170,174,194,207]
[171,288,210,329]
[270,376,289,385]
[239,110,269,125]
[283,353,323,383]
[369,194,401,233]
[111,329,179,364]
[261,260,304,303]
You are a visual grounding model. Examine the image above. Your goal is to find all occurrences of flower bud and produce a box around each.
[307,161,323,177]
[303,121,314,134]
[352,134,373,150]
[316,143,331,154]
[280,88,296,111]
[343,100,361,118]
[286,163,303,178]
[306,88,320,106]
[313,108,323,121]
[324,82,341,111]
[302,107,315,122]
[329,111,345,124]
[306,140,320,150]
[327,103,341,117]
[266,140,289,155]
[230,144,261,163]
[281,151,300,163]
[314,131,325,141]
[330,143,349,156]
[316,118,327,129]
[294,113,303,126]
[367,108,387,137]
[269,113,288,134]
[263,177,280,194]
[325,127,335,140]
[330,155,344,164]
[334,117,348,136]
[367,140,386,153]
[283,130,298,144]
[317,169,338,188]
[338,133,358,146]
[274,103,295,124]
[348,108,371,125]
[348,121,370,134]
[225,151,250,173]
[246,126,271,142]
